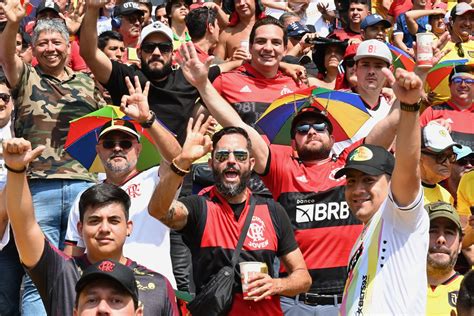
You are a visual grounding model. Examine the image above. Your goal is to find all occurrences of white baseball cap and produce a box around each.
[422,123,462,153]
[354,39,392,65]
[140,21,173,45]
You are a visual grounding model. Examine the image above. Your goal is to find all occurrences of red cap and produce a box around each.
[344,43,359,60]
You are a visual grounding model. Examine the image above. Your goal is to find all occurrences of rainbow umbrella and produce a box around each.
[65,105,162,172]
[256,87,372,145]
[425,59,474,104]
[387,43,416,72]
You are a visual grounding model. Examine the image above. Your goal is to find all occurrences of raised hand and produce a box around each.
[2,138,45,171]
[383,68,423,105]
[120,76,151,123]
[0,0,29,23]
[60,0,85,34]
[178,42,214,90]
[178,114,213,166]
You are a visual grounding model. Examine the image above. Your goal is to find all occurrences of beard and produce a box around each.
[426,246,458,274]
[140,56,173,81]
[297,142,332,161]
[213,166,251,198]
[104,153,134,174]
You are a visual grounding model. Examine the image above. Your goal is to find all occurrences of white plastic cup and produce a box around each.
[416,32,433,68]
[239,261,268,300]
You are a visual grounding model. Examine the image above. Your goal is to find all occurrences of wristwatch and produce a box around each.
[140,110,156,128]
[400,102,421,112]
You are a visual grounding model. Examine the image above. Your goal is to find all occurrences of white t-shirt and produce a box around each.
[65,166,177,289]
[332,96,392,156]
[0,120,13,251]
[340,187,429,315]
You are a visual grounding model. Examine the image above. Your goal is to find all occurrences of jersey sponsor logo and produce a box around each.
[98,260,115,272]
[240,85,252,93]
[448,291,459,307]
[295,201,350,223]
[246,216,269,249]
[126,183,141,198]
[280,86,293,95]
[356,274,369,315]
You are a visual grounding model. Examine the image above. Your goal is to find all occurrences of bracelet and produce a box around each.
[140,110,156,128]
[4,163,27,173]
[400,102,420,112]
[170,158,190,177]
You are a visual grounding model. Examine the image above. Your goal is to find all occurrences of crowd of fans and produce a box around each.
[0,0,472,314]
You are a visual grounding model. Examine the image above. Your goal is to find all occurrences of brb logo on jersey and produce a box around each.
[296,201,350,223]
[247,216,269,249]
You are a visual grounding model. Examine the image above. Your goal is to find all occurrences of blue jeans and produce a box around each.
[0,231,23,316]
[22,179,93,316]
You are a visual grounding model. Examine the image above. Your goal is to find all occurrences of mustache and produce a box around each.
[223,166,240,175]
[110,153,127,159]
[428,246,450,255]
[148,56,165,64]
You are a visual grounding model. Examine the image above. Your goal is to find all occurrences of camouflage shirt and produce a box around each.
[12,64,105,180]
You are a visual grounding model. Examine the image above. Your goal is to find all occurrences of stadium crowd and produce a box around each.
[0,0,472,314]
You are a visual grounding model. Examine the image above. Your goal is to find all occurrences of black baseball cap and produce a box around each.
[76,259,139,307]
[36,0,60,17]
[114,1,145,17]
[291,106,333,138]
[335,144,395,179]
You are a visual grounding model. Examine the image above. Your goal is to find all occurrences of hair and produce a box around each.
[154,3,166,16]
[279,12,299,25]
[349,0,369,7]
[98,31,124,50]
[457,270,474,315]
[185,7,217,40]
[78,183,131,222]
[211,127,252,154]
[249,16,288,47]
[449,64,473,82]
[32,18,69,45]
[165,0,188,26]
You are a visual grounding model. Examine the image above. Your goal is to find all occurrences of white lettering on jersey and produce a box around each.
[296,202,350,223]
[247,216,269,249]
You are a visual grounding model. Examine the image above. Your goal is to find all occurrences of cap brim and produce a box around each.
[99,126,140,140]
[335,164,388,179]
[426,143,462,153]
[428,213,462,231]
[76,273,138,304]
[354,54,391,64]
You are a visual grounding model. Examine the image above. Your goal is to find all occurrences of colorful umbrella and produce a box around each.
[256,87,372,145]
[387,43,416,72]
[425,59,474,104]
[65,105,162,172]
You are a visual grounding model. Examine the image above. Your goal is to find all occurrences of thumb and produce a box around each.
[381,67,395,87]
[27,145,45,162]
[204,56,215,69]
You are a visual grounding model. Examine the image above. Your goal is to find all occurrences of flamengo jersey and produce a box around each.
[420,101,474,149]
[260,143,364,294]
[179,187,298,316]
[427,273,463,316]
[212,63,302,128]
[340,189,429,315]
[65,167,176,288]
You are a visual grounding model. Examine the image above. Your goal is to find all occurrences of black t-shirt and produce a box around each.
[178,191,297,292]
[104,62,220,144]
[28,239,178,316]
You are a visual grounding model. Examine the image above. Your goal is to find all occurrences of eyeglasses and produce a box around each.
[0,93,11,103]
[344,59,356,68]
[141,42,173,54]
[214,149,249,162]
[455,42,465,58]
[123,14,144,24]
[101,140,135,150]
[295,122,328,135]
[422,150,457,164]
[457,157,474,166]
[451,77,474,85]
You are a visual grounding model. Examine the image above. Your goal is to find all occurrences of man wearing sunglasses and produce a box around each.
[421,65,474,150]
[443,145,474,207]
[420,123,462,205]
[148,117,311,315]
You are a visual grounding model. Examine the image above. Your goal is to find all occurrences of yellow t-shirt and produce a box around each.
[427,274,464,316]
[423,183,454,205]
[457,170,474,217]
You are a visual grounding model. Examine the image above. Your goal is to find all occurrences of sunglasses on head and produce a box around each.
[141,42,173,54]
[451,77,474,85]
[344,58,356,68]
[295,122,328,135]
[0,93,11,103]
[422,150,457,164]
[457,157,474,166]
[214,149,249,162]
[101,140,135,150]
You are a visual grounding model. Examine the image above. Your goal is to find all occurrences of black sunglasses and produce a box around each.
[214,149,249,162]
[422,150,457,164]
[0,93,11,103]
[141,42,173,54]
[295,122,328,135]
[457,157,474,166]
[344,59,356,68]
[101,140,135,150]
